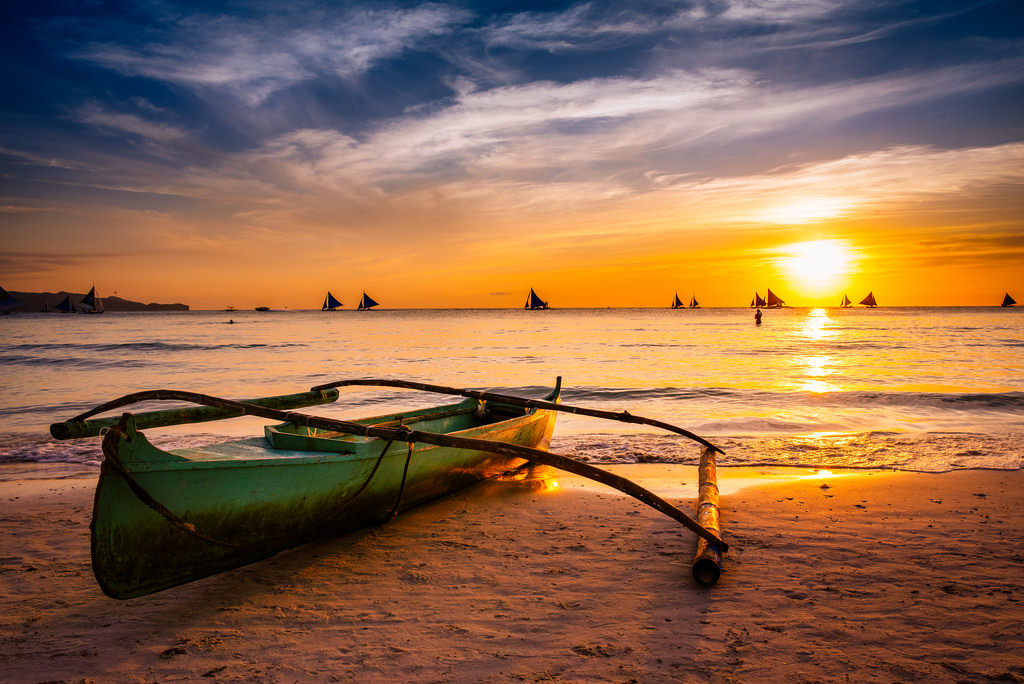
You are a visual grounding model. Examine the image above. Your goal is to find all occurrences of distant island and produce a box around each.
[9,291,189,312]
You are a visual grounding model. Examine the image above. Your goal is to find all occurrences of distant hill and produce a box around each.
[9,291,189,312]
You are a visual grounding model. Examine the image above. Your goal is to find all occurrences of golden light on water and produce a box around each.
[778,240,855,298]
[797,309,839,393]
[801,308,837,341]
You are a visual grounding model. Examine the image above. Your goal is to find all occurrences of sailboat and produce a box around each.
[322,291,343,311]
[765,289,785,308]
[671,293,684,309]
[689,295,700,309]
[859,292,878,307]
[750,293,766,307]
[79,285,104,314]
[840,294,852,307]
[357,291,379,311]
[525,288,549,310]
[54,295,75,313]
[1001,293,1016,307]
[0,286,21,314]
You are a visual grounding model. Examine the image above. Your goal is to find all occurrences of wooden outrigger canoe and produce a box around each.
[53,383,560,599]
[52,377,729,599]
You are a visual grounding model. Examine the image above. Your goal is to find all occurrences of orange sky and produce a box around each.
[5,141,1022,309]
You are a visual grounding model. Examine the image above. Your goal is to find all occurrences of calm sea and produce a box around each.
[2,307,1022,472]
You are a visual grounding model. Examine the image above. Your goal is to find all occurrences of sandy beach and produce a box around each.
[1,463,1021,683]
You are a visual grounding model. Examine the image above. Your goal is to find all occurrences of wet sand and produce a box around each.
[1,464,1021,682]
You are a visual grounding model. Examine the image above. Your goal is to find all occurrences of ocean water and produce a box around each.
[1,307,1022,473]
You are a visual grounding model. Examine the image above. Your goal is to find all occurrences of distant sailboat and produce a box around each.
[750,292,767,307]
[322,291,343,311]
[78,286,103,314]
[1002,293,1016,307]
[357,291,379,310]
[525,288,548,310]
[765,289,785,308]
[54,295,75,313]
[859,292,878,307]
[0,286,20,314]
[840,294,852,307]
[689,295,700,309]
[671,293,684,309]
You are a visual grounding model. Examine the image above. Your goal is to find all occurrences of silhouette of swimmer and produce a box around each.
[754,308,762,325]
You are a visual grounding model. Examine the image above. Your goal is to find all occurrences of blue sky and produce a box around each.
[1,0,1022,306]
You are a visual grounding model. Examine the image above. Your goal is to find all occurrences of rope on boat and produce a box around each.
[101,424,245,549]
[309,378,725,455]
[82,389,728,552]
[390,439,415,518]
[100,416,406,550]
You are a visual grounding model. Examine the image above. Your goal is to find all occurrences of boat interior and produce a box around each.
[263,397,530,451]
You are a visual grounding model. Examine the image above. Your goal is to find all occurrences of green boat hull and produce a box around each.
[92,387,558,599]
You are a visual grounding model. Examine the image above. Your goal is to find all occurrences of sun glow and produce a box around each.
[779,239,855,297]
[761,197,850,225]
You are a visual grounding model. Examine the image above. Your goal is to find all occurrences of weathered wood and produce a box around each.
[49,389,340,440]
[309,378,724,455]
[692,445,724,585]
[60,388,727,551]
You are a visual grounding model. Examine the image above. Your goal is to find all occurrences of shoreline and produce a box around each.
[2,464,1021,682]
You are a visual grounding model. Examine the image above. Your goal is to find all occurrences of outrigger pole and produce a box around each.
[52,388,727,553]
[310,378,724,455]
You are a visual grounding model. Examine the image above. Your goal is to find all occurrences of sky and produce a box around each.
[1,0,1022,309]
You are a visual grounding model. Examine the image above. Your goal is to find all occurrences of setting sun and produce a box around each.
[779,239,855,297]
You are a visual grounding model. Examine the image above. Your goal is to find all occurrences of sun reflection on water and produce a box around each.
[796,309,841,393]
[800,308,837,341]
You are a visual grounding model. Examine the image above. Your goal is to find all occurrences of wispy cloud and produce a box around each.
[0,204,57,213]
[171,56,1023,214]
[75,102,187,143]
[73,4,468,104]
[682,143,1024,226]
[481,0,850,51]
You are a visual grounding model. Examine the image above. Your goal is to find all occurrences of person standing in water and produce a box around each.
[754,308,762,325]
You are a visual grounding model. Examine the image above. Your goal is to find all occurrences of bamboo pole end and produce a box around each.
[692,556,722,586]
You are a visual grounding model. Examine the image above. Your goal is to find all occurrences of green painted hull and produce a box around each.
[92,388,558,599]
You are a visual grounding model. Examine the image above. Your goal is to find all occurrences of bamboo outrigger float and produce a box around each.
[51,378,728,598]
[692,446,723,586]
